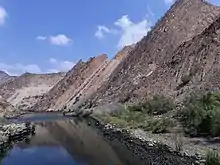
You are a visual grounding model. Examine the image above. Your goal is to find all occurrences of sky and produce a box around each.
[0,0,219,75]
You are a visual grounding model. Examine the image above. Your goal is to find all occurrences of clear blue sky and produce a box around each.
[0,0,218,75]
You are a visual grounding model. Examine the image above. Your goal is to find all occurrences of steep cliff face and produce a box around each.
[0,72,65,108]
[65,45,135,110]
[162,15,220,98]
[81,0,220,107]
[32,54,108,111]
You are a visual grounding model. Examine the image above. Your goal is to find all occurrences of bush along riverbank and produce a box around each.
[91,92,220,164]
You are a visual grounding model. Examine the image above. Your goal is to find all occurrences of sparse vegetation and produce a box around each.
[179,92,220,137]
[205,150,220,165]
[128,95,175,115]
[98,91,220,139]
[102,95,176,133]
[106,116,133,128]
[140,117,175,134]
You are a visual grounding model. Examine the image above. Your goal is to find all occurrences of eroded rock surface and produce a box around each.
[32,54,108,111]
[81,0,220,108]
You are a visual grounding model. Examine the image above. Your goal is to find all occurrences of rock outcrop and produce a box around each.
[0,95,18,118]
[0,72,65,109]
[65,45,135,110]
[80,0,220,108]
[0,71,15,86]
[16,95,44,111]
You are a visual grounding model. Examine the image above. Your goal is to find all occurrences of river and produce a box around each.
[0,114,143,165]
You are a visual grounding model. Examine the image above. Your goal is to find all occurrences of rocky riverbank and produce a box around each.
[0,122,35,152]
[87,117,201,165]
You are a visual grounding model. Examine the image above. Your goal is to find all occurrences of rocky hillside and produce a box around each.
[162,15,220,97]
[0,72,66,109]
[31,55,108,111]
[79,0,220,108]
[0,95,18,118]
[31,47,133,112]
[0,71,15,86]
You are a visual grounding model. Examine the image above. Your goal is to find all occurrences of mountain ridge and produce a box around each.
[31,46,134,112]
[78,0,220,108]
[0,72,66,111]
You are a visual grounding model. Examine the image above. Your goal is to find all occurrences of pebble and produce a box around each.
[99,122,200,164]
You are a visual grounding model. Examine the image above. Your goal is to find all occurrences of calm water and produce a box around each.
[1,116,142,165]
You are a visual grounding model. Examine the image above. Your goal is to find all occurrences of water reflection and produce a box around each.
[1,119,141,165]
[2,146,77,165]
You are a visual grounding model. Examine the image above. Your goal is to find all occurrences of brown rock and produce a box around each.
[81,0,220,107]
[32,54,108,111]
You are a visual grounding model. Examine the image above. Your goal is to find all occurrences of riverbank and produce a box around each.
[87,116,201,165]
[1,109,214,164]
[0,122,35,152]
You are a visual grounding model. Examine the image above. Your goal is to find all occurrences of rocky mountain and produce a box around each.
[31,45,134,112]
[0,72,66,110]
[28,0,220,113]
[11,0,220,115]
[79,0,220,108]
[0,71,15,86]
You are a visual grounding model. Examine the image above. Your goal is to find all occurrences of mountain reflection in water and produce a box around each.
[1,119,141,165]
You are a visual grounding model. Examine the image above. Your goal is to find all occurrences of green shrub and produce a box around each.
[143,95,175,115]
[127,95,175,116]
[150,118,174,134]
[205,150,220,165]
[100,95,175,133]
[180,92,220,137]
[105,106,174,133]
[140,117,174,134]
[127,104,143,112]
[107,117,130,128]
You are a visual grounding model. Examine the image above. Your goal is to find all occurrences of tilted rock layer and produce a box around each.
[32,54,108,111]
[66,45,134,110]
[80,0,220,108]
[32,46,133,112]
